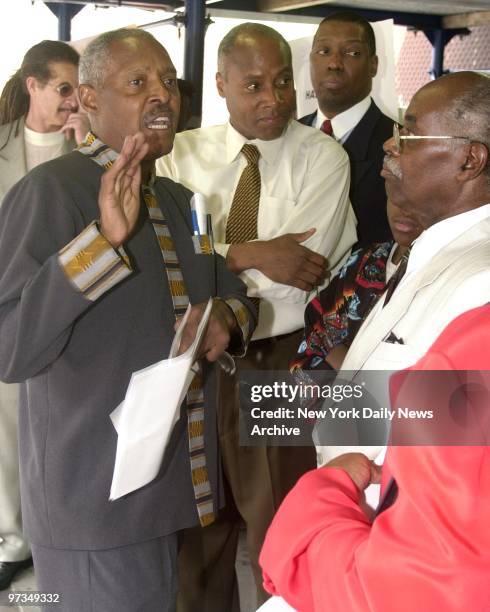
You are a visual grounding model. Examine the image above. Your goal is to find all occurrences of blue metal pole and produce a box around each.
[423,27,469,80]
[430,28,444,79]
[45,2,84,41]
[184,0,206,126]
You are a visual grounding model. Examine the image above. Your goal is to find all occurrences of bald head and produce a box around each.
[416,71,490,154]
[217,23,292,77]
[382,70,489,229]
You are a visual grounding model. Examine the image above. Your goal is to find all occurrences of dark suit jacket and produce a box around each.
[300,100,393,244]
[0,152,255,550]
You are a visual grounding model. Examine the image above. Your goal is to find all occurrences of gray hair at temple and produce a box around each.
[440,71,490,179]
[447,72,490,145]
[217,23,292,77]
[79,28,158,88]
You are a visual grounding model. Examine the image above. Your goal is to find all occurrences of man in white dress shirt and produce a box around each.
[157,22,356,611]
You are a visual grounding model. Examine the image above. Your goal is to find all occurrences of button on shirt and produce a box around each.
[157,120,357,340]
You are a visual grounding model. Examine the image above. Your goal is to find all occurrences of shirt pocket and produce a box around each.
[364,341,418,371]
[258,196,296,239]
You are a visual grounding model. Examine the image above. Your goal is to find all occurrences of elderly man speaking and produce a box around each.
[0,28,256,611]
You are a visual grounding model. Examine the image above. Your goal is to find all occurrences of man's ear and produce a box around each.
[457,142,489,181]
[370,54,379,79]
[25,76,38,97]
[216,72,225,99]
[78,84,97,114]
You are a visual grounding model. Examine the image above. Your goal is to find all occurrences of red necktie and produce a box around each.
[320,119,333,136]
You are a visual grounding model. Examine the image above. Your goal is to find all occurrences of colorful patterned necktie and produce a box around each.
[78,132,215,527]
[383,248,411,307]
[321,119,333,136]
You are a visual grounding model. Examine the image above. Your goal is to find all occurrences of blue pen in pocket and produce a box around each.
[189,193,235,375]
[191,193,213,255]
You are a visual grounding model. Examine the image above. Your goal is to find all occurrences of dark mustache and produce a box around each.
[144,106,173,122]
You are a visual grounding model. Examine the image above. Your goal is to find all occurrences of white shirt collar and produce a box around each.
[404,203,490,281]
[315,95,372,143]
[225,120,287,166]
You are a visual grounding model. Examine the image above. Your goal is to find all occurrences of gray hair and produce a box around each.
[217,23,292,76]
[448,73,490,146]
[79,28,157,88]
[444,72,490,179]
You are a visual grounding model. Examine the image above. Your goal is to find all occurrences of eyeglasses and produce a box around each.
[393,123,470,154]
[55,82,75,98]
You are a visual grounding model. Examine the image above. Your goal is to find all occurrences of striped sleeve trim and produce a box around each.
[224,297,253,357]
[58,221,132,301]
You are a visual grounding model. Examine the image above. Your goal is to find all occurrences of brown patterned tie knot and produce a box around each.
[225,144,261,245]
[241,143,260,165]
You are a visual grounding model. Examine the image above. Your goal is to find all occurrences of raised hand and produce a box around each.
[98,133,149,248]
[60,111,91,145]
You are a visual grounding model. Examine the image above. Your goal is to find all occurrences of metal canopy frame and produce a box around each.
[40,0,485,123]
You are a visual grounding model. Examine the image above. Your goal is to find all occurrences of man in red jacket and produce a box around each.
[260,303,490,612]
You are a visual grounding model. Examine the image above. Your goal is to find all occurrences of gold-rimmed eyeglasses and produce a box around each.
[393,122,470,154]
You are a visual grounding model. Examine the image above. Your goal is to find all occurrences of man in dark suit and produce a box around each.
[300,12,393,244]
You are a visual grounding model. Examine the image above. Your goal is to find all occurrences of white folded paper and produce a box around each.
[109,298,213,500]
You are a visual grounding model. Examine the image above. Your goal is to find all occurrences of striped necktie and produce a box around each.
[225,144,261,244]
[226,144,261,311]
[78,132,215,527]
[143,187,215,527]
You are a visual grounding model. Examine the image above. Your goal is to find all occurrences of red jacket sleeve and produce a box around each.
[260,305,490,612]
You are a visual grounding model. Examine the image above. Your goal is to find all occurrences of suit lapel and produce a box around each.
[342,101,381,188]
[0,119,28,197]
[297,111,317,127]
[343,100,380,161]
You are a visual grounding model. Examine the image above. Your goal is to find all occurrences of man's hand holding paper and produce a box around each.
[109,298,220,500]
[175,298,237,363]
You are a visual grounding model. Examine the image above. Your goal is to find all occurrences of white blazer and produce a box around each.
[315,215,490,473]
[342,215,490,373]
